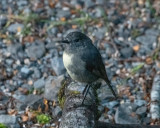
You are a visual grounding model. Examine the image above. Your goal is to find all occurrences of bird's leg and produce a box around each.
[82,84,89,95]
[82,84,91,105]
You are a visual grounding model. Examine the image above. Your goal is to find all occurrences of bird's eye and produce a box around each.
[74,39,79,42]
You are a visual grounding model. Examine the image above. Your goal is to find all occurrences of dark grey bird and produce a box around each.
[61,31,117,104]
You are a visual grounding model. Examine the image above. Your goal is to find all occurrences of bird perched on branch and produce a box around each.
[61,31,117,104]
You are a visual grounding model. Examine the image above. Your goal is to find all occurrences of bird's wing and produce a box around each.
[81,45,108,80]
[82,45,117,98]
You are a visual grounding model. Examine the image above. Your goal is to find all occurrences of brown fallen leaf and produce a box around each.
[8,109,17,115]
[133,45,140,52]
[60,17,66,21]
[72,25,77,29]
[146,57,153,65]
[21,114,29,122]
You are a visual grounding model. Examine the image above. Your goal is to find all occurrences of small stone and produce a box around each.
[145,29,160,36]
[115,103,140,124]
[120,47,133,58]
[0,110,6,114]
[102,101,119,109]
[51,56,65,76]
[26,40,46,59]
[56,9,71,18]
[93,27,106,40]
[20,67,32,79]
[136,35,157,47]
[98,114,109,123]
[44,75,64,101]
[0,15,7,28]
[5,59,14,66]
[16,94,44,110]
[84,0,94,8]
[136,106,147,116]
[7,23,24,33]
[94,7,103,18]
[32,67,41,79]
[17,0,28,6]
[7,43,24,58]
[0,115,17,124]
[52,106,62,117]
[134,100,146,107]
[34,79,45,89]
[143,117,151,124]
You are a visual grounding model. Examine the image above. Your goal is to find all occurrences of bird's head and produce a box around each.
[61,32,92,46]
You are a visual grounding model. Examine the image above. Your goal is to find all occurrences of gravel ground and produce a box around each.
[0,0,160,127]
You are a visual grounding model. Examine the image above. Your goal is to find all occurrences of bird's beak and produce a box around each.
[57,40,69,44]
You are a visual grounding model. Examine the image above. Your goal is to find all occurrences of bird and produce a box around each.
[61,31,117,104]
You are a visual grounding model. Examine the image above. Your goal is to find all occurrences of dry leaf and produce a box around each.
[27,111,37,119]
[8,109,17,115]
[138,0,145,6]
[70,10,77,14]
[76,5,82,9]
[23,36,35,43]
[17,26,22,33]
[53,101,56,107]
[72,25,77,29]
[48,0,57,8]
[146,57,153,65]
[130,112,136,117]
[133,45,140,52]
[21,114,29,122]
[18,87,28,94]
[60,17,66,21]
[44,99,49,112]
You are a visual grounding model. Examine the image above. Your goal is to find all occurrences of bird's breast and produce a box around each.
[63,51,73,68]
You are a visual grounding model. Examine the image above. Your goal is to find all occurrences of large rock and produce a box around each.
[44,75,64,101]
[115,103,140,124]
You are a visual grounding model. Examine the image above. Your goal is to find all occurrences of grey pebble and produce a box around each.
[44,75,64,101]
[115,103,140,124]
[0,115,17,124]
[34,78,45,89]
[0,15,7,28]
[7,23,24,33]
[26,40,46,59]
[51,56,65,76]
[120,47,133,59]
[136,106,147,116]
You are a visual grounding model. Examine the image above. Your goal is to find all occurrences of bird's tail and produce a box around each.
[104,78,117,99]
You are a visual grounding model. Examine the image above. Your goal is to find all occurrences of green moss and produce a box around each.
[0,123,7,128]
[58,80,68,109]
[131,29,141,38]
[36,114,51,124]
[131,63,144,74]
[69,90,80,95]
